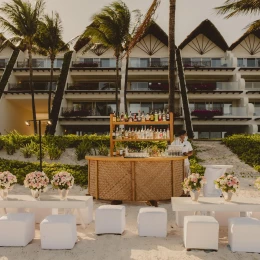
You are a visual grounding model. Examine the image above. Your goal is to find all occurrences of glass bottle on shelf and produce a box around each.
[150,126,153,139]
[113,111,116,122]
[116,112,120,122]
[124,112,128,122]
[145,112,150,121]
[153,127,156,139]
[124,129,128,139]
[121,128,125,139]
[120,112,124,122]
[154,110,158,122]
[150,110,154,121]
[141,127,144,139]
[163,129,167,139]
[166,127,170,139]
[115,127,119,139]
[166,109,170,121]
[112,129,116,139]
[155,129,159,139]
[159,129,163,138]
[137,110,142,122]
[141,111,145,122]
[133,113,137,122]
[128,111,132,122]
[113,146,117,157]
[162,110,166,121]
[158,110,162,121]
[118,128,122,140]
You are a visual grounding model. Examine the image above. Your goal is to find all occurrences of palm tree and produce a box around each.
[215,0,260,32]
[0,0,45,134]
[168,0,176,114]
[34,12,69,118]
[82,0,131,115]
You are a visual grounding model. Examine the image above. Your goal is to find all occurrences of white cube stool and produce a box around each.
[211,211,240,226]
[184,216,219,251]
[40,214,77,249]
[228,217,260,253]
[95,205,125,235]
[0,213,35,246]
[138,208,167,237]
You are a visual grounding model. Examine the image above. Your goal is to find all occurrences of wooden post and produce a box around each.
[110,114,114,156]
[131,162,136,201]
[95,161,99,199]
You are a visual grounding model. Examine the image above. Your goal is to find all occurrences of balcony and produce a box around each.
[61,107,112,117]
[7,82,57,93]
[15,59,62,70]
[187,82,241,93]
[129,83,169,91]
[183,59,233,71]
[129,61,169,70]
[71,60,118,70]
[246,82,260,93]
[254,107,260,116]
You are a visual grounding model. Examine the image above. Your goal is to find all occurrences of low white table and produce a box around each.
[171,197,260,212]
[0,195,93,228]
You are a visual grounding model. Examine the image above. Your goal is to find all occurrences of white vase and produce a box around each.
[58,189,69,201]
[0,189,9,200]
[31,189,41,200]
[190,190,200,201]
[223,191,233,201]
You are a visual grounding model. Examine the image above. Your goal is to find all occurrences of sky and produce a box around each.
[0,0,258,46]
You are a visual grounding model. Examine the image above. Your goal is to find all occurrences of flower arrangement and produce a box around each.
[0,171,17,189]
[182,173,207,193]
[24,171,49,192]
[51,171,74,190]
[214,173,239,193]
[254,177,260,190]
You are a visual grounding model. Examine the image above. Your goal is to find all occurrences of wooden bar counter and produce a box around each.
[86,156,187,201]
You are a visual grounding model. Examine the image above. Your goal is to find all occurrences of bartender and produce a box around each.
[171,130,193,177]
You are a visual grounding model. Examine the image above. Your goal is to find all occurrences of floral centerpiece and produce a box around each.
[24,171,49,200]
[214,173,239,201]
[0,171,17,200]
[51,171,74,200]
[254,177,260,190]
[182,173,207,201]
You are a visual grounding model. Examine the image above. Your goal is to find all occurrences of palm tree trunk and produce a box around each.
[168,0,176,114]
[28,46,37,134]
[49,59,54,118]
[124,54,129,114]
[115,56,120,115]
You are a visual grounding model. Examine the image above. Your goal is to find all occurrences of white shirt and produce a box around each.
[171,138,193,166]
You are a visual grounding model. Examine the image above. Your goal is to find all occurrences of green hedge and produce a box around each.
[223,134,260,171]
[0,158,88,187]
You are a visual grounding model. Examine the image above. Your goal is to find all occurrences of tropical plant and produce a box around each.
[215,0,260,32]
[34,12,69,118]
[0,0,45,134]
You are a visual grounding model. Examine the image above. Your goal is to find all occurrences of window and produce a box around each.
[182,58,191,67]
[129,58,139,67]
[237,58,244,67]
[56,58,63,68]
[96,102,116,116]
[140,58,149,67]
[151,58,160,67]
[211,58,221,67]
[202,58,211,67]
[247,58,256,67]
[129,102,167,113]
[130,82,149,90]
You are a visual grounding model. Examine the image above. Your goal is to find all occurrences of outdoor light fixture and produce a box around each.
[25,119,52,172]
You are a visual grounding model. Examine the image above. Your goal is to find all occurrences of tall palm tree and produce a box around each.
[168,0,176,114]
[82,0,131,115]
[0,0,45,134]
[215,0,260,32]
[34,12,69,118]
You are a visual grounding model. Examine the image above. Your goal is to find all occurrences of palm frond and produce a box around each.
[215,0,260,18]
[245,19,260,32]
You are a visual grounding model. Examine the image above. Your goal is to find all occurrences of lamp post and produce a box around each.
[25,119,52,172]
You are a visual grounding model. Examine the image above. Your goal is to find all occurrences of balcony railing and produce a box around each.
[187,82,239,91]
[254,107,260,116]
[8,82,57,91]
[129,61,169,68]
[16,60,62,68]
[66,83,116,91]
[129,83,169,91]
[190,107,247,117]
[183,60,231,68]
[245,82,260,90]
[71,61,118,68]
[61,107,111,117]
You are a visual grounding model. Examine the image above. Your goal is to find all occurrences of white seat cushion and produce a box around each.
[184,216,219,250]
[138,208,167,237]
[40,214,77,249]
[228,217,260,253]
[0,213,35,246]
[95,205,125,234]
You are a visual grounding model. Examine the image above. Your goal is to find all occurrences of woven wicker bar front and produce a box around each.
[86,156,186,201]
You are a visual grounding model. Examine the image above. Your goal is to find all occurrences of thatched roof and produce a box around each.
[142,21,168,46]
[229,29,260,50]
[73,36,91,52]
[178,19,229,51]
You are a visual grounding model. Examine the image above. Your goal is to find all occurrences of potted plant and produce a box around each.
[24,171,49,200]
[0,171,17,200]
[214,173,239,201]
[51,171,74,200]
[182,173,207,201]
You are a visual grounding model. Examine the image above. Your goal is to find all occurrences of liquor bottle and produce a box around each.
[137,129,141,139]
[153,127,156,139]
[125,129,128,139]
[158,110,162,121]
[141,127,144,139]
[144,127,147,139]
[141,111,145,122]
[145,112,150,121]
[131,128,134,139]
[150,126,153,139]
[113,146,117,157]
[121,128,125,139]
[154,110,158,122]
[112,129,116,139]
[166,127,170,139]
[137,110,141,122]
[118,128,122,140]
[135,127,138,139]
[166,109,170,121]
[163,129,167,139]
[128,111,133,122]
[120,112,124,122]
[156,129,159,139]
[162,110,166,121]
[150,110,154,121]
[124,112,128,122]
[116,112,120,122]
[112,111,116,122]
[159,129,163,139]
[115,127,119,139]
[133,113,137,122]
